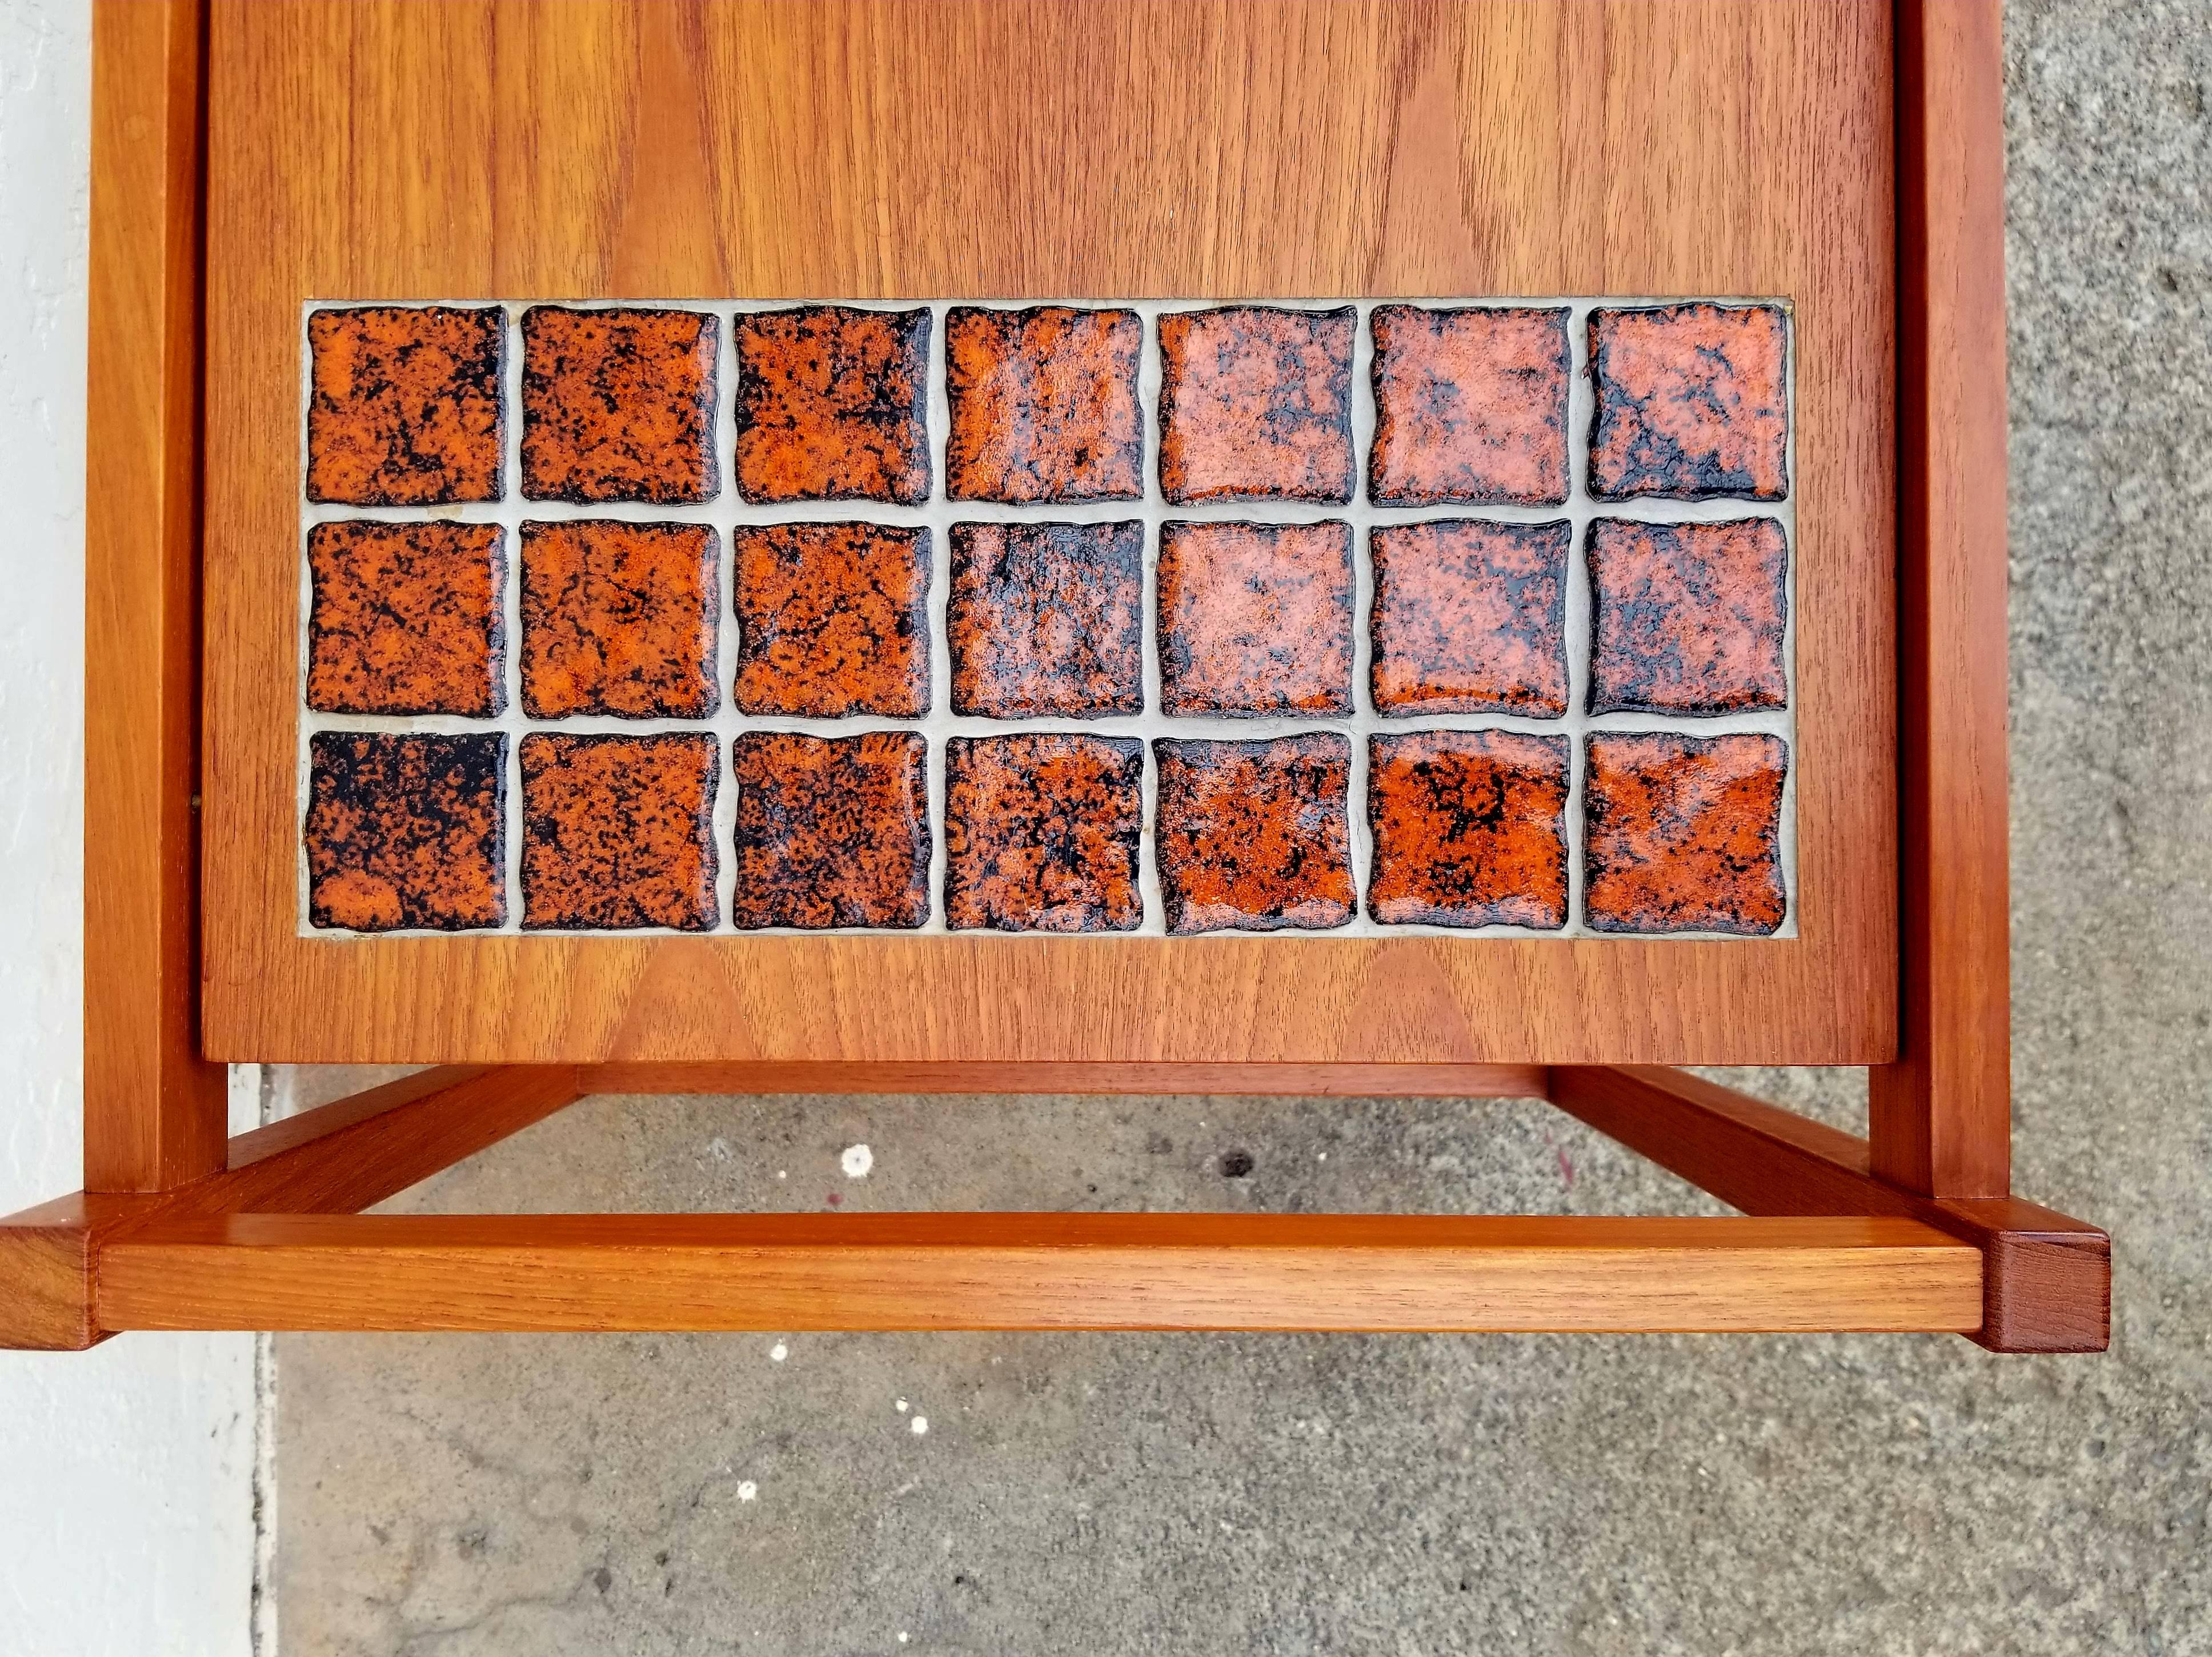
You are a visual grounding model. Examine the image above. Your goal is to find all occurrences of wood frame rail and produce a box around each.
[0,0,2109,1356]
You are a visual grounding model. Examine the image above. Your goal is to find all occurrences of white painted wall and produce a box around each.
[0,4,254,1651]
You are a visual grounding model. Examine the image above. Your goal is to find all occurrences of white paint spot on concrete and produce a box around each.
[898,1634,910,1644]
[841,1143,873,1178]
[736,1481,758,1502]
[911,1416,929,1436]
[896,1398,908,1412]
[769,1343,788,1363]
[777,1169,787,1180]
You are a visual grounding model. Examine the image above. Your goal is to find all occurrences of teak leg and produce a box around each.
[1548,1066,2107,1352]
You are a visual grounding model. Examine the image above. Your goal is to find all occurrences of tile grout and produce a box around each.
[296,296,1797,942]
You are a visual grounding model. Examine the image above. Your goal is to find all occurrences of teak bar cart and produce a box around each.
[2,0,2110,1352]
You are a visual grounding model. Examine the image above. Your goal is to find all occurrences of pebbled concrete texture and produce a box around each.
[269,5,2212,1652]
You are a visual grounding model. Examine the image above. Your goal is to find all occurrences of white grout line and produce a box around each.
[295,297,1797,940]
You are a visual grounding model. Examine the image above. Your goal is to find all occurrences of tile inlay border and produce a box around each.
[297,298,1797,939]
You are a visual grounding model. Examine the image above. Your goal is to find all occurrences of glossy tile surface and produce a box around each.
[520,306,720,505]
[1369,305,1570,506]
[304,732,507,931]
[520,521,719,719]
[732,521,931,718]
[1367,730,1569,930]
[1155,735,1356,935]
[519,733,719,931]
[1369,518,1569,716]
[733,306,932,504]
[946,306,1144,503]
[1589,303,1790,502]
[1586,518,1790,715]
[730,731,931,931]
[306,521,506,717]
[948,521,1144,719]
[1582,731,1789,935]
[1157,521,1353,717]
[1157,305,1355,503]
[299,298,1793,937]
[307,305,505,506]
[944,733,1144,932]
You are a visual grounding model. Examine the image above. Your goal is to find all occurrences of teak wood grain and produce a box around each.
[200,1,1899,1066]
[583,1062,1548,1099]
[83,0,227,1188]
[1549,1066,2108,1351]
[1870,0,2013,1198]
[95,1214,1979,1335]
[2,1065,580,1347]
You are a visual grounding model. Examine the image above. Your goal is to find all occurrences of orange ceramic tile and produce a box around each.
[946,306,1143,503]
[1589,303,1789,501]
[1586,518,1789,715]
[519,733,719,931]
[1153,735,1354,934]
[1368,306,1570,506]
[1366,731,1568,929]
[1157,521,1352,717]
[306,306,505,506]
[943,734,1144,932]
[732,522,931,718]
[1157,306,1355,503]
[306,521,505,717]
[304,733,506,932]
[1369,519,1569,717]
[730,731,929,930]
[1582,732,1788,935]
[733,306,932,504]
[947,521,1143,718]
[519,306,720,505]
[520,521,720,719]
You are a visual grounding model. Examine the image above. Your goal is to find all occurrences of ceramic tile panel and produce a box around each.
[518,733,720,931]
[519,521,720,720]
[943,733,1145,933]
[307,305,506,506]
[306,520,506,717]
[304,731,507,931]
[728,731,931,931]
[298,298,1794,937]
[519,306,720,505]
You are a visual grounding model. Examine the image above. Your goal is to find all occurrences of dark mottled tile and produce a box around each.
[948,521,1143,718]
[519,733,719,930]
[520,521,719,719]
[1589,303,1789,501]
[944,733,1144,932]
[1367,730,1568,929]
[306,305,505,506]
[1153,734,1353,934]
[1157,521,1352,717]
[520,306,719,505]
[1157,305,1355,503]
[1586,518,1789,715]
[732,522,930,718]
[1369,305,1569,506]
[733,306,932,504]
[306,520,505,717]
[1369,519,1569,717]
[1583,731,1787,935]
[305,732,507,931]
[730,731,930,930]
[946,306,1143,503]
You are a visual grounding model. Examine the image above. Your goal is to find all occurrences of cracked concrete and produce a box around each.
[268,4,2211,1651]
